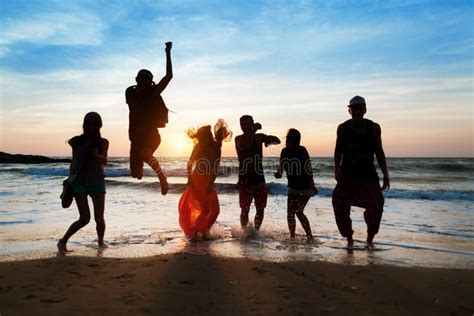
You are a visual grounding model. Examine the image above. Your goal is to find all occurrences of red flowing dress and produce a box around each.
[178,158,220,238]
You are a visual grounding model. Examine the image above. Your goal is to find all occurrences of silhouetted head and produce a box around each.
[240,115,261,134]
[135,69,154,86]
[83,112,102,136]
[187,125,213,145]
[286,128,301,148]
[348,95,366,121]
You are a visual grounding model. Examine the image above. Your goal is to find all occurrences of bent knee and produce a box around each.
[295,211,307,219]
[78,217,91,226]
[240,208,250,214]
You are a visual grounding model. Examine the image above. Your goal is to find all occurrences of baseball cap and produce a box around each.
[348,95,366,107]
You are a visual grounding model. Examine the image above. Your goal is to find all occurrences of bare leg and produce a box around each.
[240,207,250,227]
[92,193,106,247]
[287,195,297,238]
[347,236,354,248]
[366,233,375,249]
[294,195,313,243]
[142,149,168,195]
[296,211,313,243]
[254,185,267,231]
[254,207,264,230]
[58,193,91,254]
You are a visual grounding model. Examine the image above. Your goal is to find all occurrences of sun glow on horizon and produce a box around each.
[173,134,194,157]
[0,1,472,158]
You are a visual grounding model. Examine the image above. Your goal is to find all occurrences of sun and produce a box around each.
[173,135,193,156]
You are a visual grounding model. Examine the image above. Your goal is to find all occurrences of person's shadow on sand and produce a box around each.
[144,242,246,314]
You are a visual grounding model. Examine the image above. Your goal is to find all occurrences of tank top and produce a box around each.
[340,119,378,181]
[69,137,107,186]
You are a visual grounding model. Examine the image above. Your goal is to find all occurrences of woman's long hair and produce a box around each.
[186,120,232,146]
[186,125,213,145]
[68,112,104,153]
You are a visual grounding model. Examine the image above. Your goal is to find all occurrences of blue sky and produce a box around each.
[0,0,473,156]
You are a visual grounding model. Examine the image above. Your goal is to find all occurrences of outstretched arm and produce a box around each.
[374,123,390,190]
[334,124,344,182]
[154,42,173,94]
[262,134,280,147]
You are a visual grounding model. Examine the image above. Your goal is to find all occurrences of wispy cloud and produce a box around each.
[0,1,472,156]
[0,10,104,56]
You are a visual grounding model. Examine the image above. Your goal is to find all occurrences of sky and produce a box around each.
[0,0,472,157]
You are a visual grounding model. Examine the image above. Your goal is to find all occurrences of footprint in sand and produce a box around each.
[178,280,195,285]
[0,285,13,293]
[251,266,266,274]
[39,298,65,304]
[112,273,135,279]
[120,290,142,305]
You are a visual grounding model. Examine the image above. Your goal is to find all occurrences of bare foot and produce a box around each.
[365,241,375,250]
[306,235,314,244]
[347,236,354,248]
[202,231,212,241]
[98,241,108,249]
[366,233,376,250]
[159,177,169,195]
[57,240,68,256]
[190,232,202,242]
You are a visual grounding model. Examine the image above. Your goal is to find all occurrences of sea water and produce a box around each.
[0,157,472,268]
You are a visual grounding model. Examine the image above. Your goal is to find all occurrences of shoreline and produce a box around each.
[1,253,473,315]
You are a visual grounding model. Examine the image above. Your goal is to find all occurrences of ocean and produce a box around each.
[0,157,472,268]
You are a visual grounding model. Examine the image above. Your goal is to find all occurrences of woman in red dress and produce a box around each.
[178,120,232,241]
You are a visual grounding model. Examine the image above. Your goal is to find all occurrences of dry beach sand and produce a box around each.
[0,253,473,315]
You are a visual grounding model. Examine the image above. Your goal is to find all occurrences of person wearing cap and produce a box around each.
[125,42,173,195]
[332,96,390,249]
[58,112,109,255]
[235,115,280,231]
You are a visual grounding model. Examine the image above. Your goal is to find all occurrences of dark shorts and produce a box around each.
[129,128,161,178]
[73,181,106,197]
[239,184,268,210]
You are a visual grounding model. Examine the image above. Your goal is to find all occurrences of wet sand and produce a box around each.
[0,253,473,315]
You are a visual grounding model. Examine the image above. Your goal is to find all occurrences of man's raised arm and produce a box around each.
[155,42,173,94]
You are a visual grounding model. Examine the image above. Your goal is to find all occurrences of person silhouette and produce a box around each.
[125,42,173,195]
[275,128,317,243]
[178,120,232,241]
[57,112,109,255]
[332,96,390,249]
[235,115,280,231]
